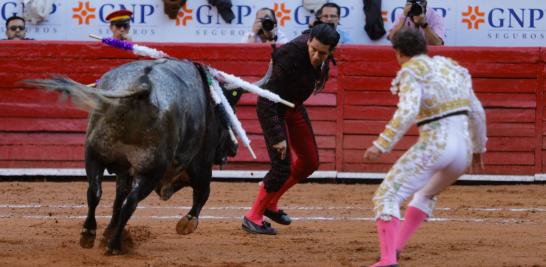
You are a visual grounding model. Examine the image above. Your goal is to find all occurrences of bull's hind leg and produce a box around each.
[176,168,211,235]
[106,173,160,255]
[80,149,105,249]
[103,174,132,243]
[105,174,132,233]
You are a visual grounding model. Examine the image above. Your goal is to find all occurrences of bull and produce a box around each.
[27,58,242,254]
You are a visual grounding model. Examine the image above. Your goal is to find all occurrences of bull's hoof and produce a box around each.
[100,228,133,253]
[104,238,126,256]
[79,228,96,248]
[105,243,122,256]
[99,227,114,248]
[176,215,199,235]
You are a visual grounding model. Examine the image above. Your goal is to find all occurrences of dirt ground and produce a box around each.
[0,180,545,267]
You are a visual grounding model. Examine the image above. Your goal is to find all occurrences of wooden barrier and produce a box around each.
[0,41,545,175]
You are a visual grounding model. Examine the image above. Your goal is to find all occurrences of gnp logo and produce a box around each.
[463,6,545,30]
[174,2,252,26]
[72,2,155,25]
[462,6,485,29]
[1,1,58,20]
[273,2,291,27]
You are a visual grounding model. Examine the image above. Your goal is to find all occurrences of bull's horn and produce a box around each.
[223,61,273,90]
[212,69,294,108]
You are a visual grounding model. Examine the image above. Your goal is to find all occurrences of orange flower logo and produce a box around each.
[72,1,96,25]
[273,2,291,27]
[462,6,485,29]
[176,3,193,26]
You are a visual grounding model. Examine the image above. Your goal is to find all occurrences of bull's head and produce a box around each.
[224,88,244,107]
[213,127,237,166]
[213,87,243,166]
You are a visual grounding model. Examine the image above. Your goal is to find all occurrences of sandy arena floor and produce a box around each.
[0,181,545,267]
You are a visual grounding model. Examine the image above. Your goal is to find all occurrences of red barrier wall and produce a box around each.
[0,41,545,175]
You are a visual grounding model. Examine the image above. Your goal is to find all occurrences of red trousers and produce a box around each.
[260,105,319,192]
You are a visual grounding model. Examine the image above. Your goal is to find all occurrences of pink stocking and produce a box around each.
[396,206,427,252]
[371,217,400,267]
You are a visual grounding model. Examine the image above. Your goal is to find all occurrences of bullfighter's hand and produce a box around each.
[364,145,382,161]
[273,140,287,160]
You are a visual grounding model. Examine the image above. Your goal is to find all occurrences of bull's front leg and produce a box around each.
[106,173,160,255]
[80,149,105,249]
[176,168,211,235]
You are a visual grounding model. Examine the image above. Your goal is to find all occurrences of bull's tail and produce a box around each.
[24,75,151,111]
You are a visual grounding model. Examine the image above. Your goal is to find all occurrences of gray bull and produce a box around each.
[27,58,240,254]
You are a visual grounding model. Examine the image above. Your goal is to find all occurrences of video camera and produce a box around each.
[407,0,426,17]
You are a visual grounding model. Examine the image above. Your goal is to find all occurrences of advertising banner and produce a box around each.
[1,0,545,46]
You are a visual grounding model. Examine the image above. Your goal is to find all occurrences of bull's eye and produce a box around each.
[232,91,238,96]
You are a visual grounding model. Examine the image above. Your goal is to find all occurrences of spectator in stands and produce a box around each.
[314,2,352,44]
[241,7,288,44]
[363,28,486,266]
[241,24,339,235]
[106,9,133,41]
[4,15,32,40]
[388,0,445,45]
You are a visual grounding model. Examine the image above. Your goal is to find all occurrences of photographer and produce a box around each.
[388,0,445,45]
[242,8,288,44]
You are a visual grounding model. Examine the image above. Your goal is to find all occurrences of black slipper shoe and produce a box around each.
[242,216,277,235]
[264,209,292,225]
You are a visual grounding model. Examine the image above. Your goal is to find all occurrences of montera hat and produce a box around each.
[106,9,133,23]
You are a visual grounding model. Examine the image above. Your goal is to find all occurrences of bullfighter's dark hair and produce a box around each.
[309,23,340,50]
[6,15,25,28]
[391,28,427,57]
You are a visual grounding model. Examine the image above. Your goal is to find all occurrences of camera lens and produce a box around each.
[407,0,425,17]
[408,4,422,17]
[261,16,275,32]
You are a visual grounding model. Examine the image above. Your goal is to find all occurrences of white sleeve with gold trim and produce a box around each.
[373,71,422,153]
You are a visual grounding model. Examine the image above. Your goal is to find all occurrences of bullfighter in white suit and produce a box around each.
[364,28,487,267]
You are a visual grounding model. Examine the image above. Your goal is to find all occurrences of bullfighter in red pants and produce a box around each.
[242,23,340,235]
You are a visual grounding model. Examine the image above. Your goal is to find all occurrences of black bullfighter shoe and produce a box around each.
[264,209,292,225]
[242,217,277,235]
